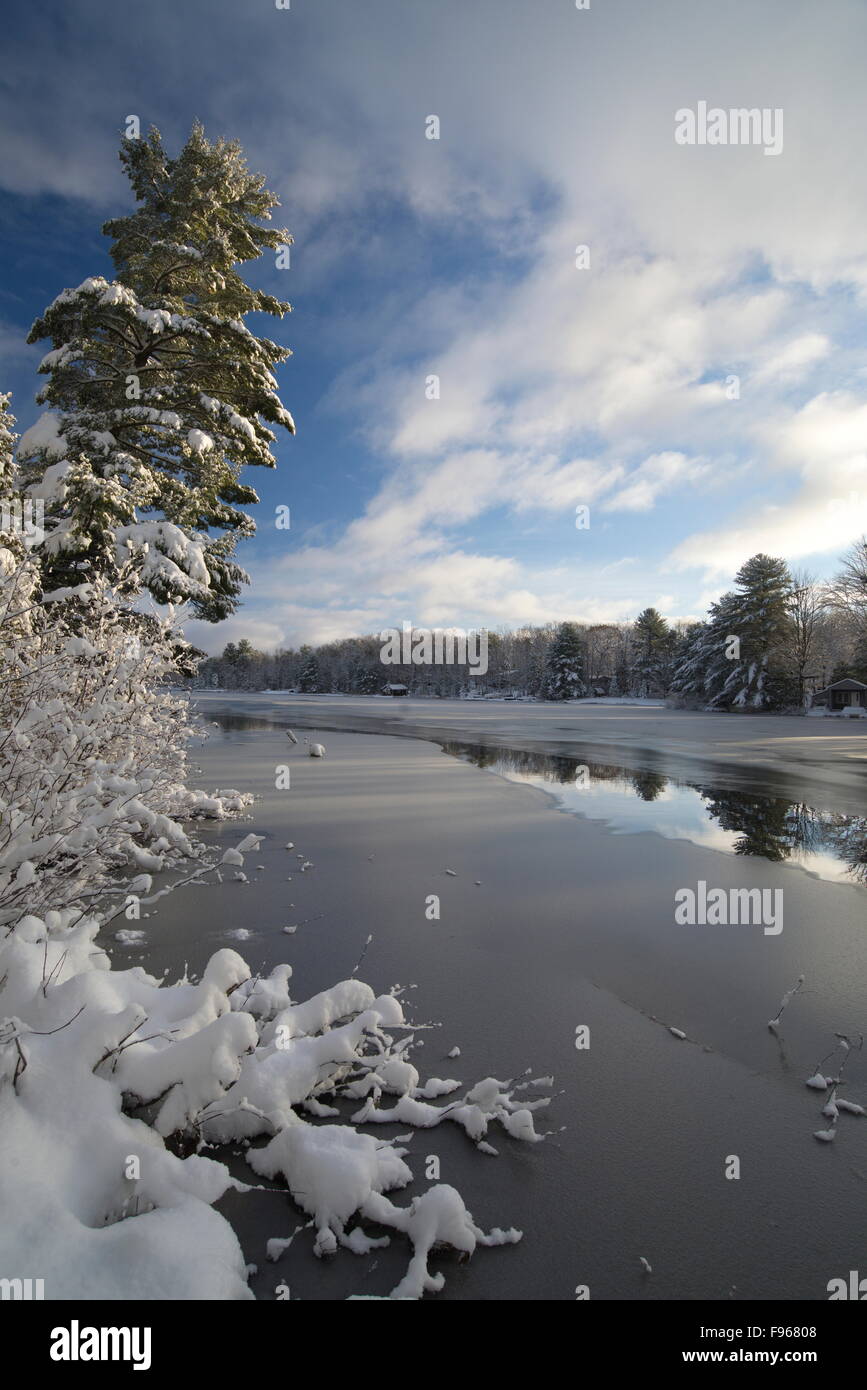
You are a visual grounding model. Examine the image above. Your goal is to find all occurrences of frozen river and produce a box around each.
[125,696,867,1300]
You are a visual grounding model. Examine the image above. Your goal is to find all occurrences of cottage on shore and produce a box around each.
[810,678,867,713]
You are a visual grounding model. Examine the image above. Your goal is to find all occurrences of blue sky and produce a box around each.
[2,0,867,653]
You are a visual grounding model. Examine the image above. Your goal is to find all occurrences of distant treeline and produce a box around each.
[193,544,867,710]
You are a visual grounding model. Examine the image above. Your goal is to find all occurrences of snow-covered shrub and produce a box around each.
[0,548,245,931]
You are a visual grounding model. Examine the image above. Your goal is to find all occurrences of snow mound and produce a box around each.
[1,929,550,1300]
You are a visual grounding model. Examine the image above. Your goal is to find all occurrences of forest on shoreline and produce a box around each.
[196,544,867,710]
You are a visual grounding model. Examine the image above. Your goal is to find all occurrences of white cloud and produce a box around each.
[752,333,831,386]
[668,391,867,575]
[603,453,707,513]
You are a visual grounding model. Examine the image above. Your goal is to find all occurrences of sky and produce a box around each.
[2,0,867,654]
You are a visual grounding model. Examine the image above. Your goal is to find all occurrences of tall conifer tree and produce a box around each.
[19,124,294,618]
[545,621,586,699]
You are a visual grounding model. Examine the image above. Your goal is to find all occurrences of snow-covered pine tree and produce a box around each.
[719,554,795,709]
[670,596,739,705]
[347,652,380,694]
[298,649,323,693]
[667,621,699,697]
[544,621,587,699]
[671,556,796,709]
[221,637,262,689]
[669,621,705,700]
[631,606,672,696]
[18,124,295,619]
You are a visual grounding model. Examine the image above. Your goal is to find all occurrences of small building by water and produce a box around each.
[811,678,867,712]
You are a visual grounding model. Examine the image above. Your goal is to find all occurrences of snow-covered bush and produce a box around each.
[0,549,246,931]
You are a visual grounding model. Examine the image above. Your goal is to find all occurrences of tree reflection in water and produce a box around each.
[444,743,867,887]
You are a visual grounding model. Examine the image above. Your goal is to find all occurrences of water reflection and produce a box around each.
[199,715,866,888]
[444,744,867,888]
